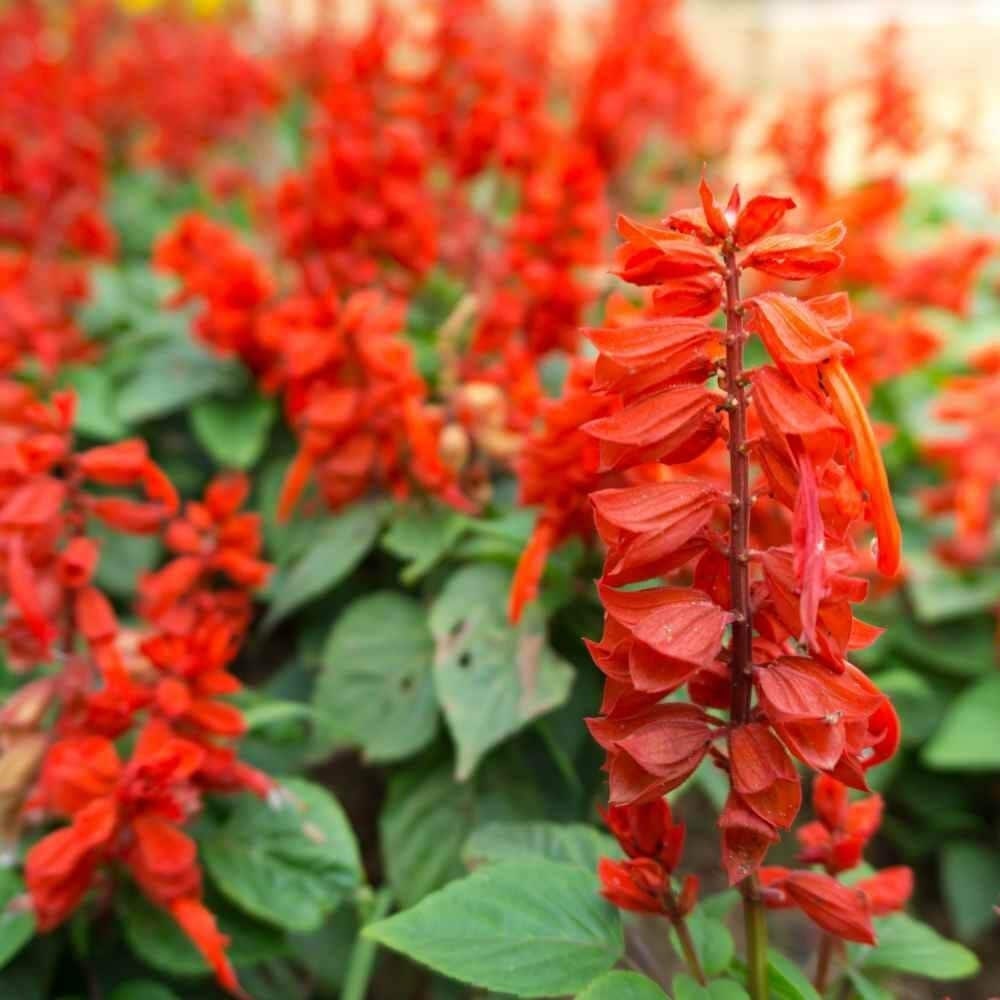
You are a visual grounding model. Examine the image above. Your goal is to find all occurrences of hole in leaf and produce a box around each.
[458,651,473,669]
[400,676,414,692]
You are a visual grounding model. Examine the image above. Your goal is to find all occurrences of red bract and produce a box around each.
[581,180,903,980]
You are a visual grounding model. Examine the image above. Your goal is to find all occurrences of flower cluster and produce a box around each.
[920,349,1000,566]
[760,775,912,977]
[0,381,269,996]
[580,182,903,967]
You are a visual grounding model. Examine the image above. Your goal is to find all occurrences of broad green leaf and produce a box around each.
[923,673,1000,770]
[108,982,179,1000]
[313,592,438,763]
[845,970,894,1000]
[577,971,668,999]
[203,779,362,932]
[906,552,1000,624]
[382,503,468,584]
[288,903,358,994]
[118,887,287,976]
[117,338,245,424]
[941,840,1000,940]
[365,860,623,997]
[764,949,822,1000]
[190,391,276,470]
[0,870,35,970]
[672,976,748,1000]
[699,890,740,921]
[381,759,545,909]
[242,699,316,732]
[869,667,939,746]
[670,908,733,978]
[462,821,618,874]
[429,564,574,779]
[61,366,125,440]
[886,617,994,677]
[861,913,979,979]
[260,503,380,630]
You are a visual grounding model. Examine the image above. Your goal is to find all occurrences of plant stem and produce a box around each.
[814,933,836,993]
[722,247,769,1000]
[670,908,708,986]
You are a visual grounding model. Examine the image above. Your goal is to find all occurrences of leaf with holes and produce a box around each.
[429,564,574,779]
[312,592,439,763]
[203,779,362,932]
[364,860,623,997]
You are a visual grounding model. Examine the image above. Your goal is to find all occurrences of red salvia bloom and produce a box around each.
[580,180,903,955]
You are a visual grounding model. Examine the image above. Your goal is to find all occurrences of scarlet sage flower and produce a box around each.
[582,179,903,996]
[25,721,244,996]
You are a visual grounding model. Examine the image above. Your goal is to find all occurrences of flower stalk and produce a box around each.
[722,245,769,1000]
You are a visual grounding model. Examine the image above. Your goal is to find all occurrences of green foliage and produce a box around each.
[940,841,1000,940]
[364,859,624,997]
[860,913,980,980]
[670,909,735,979]
[577,971,669,999]
[190,390,276,470]
[673,977,749,1000]
[260,502,381,630]
[462,820,619,874]
[429,564,574,779]
[313,591,439,763]
[202,779,363,933]
[923,673,1000,770]
[0,870,35,971]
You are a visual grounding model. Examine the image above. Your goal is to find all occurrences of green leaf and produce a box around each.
[382,503,468,584]
[0,870,35,970]
[117,338,245,424]
[108,982,180,1000]
[462,821,618,874]
[941,840,1000,940]
[923,673,1000,770]
[672,976,748,1000]
[906,552,1000,624]
[312,592,438,763]
[203,779,363,933]
[869,667,939,747]
[190,391,276,470]
[88,518,162,599]
[764,949,822,1000]
[260,503,380,630]
[845,970,893,1000]
[118,887,287,976]
[380,765,472,908]
[861,913,980,980]
[429,564,574,779]
[364,860,623,998]
[577,971,669,999]
[242,699,316,732]
[61,366,125,440]
[670,908,733,978]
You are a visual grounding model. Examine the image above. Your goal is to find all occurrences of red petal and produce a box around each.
[734,195,796,246]
[783,871,876,944]
[169,897,245,998]
[745,293,848,367]
[719,791,779,884]
[742,222,846,279]
[729,723,802,828]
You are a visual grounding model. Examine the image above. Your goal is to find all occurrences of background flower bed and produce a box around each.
[0,1,997,998]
